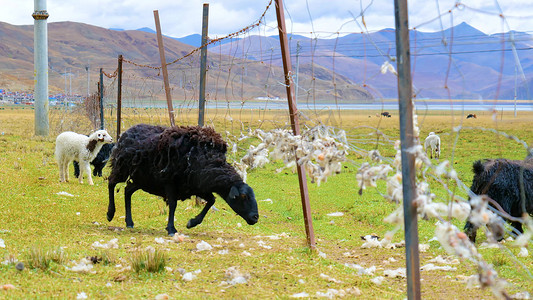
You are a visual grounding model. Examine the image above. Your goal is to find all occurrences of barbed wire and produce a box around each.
[120,0,273,71]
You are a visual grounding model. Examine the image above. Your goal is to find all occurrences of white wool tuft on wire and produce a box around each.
[435,222,509,297]
[241,126,348,186]
[353,104,533,298]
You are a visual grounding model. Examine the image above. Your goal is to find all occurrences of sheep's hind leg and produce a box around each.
[58,161,65,182]
[64,160,71,182]
[124,183,140,229]
[187,194,215,229]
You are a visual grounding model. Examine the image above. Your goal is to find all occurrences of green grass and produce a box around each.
[0,108,532,298]
[26,247,66,271]
[130,249,167,273]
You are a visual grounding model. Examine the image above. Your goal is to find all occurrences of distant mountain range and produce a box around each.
[120,22,533,100]
[203,22,533,100]
[0,21,369,102]
[0,21,532,101]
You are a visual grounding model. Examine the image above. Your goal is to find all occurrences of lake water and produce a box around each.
[200,100,533,112]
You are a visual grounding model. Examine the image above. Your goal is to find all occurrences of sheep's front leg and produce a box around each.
[79,161,93,185]
[511,221,523,235]
[107,181,117,222]
[163,186,179,236]
[187,194,215,229]
[464,220,478,243]
[166,198,178,236]
[124,183,140,228]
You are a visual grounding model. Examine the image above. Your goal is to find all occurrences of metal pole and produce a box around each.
[99,68,104,130]
[295,41,301,103]
[153,10,175,127]
[117,55,123,140]
[198,3,209,127]
[275,0,316,250]
[33,0,49,136]
[394,0,421,299]
[69,68,72,96]
[514,65,517,118]
[64,69,67,99]
[85,63,90,98]
[510,31,527,118]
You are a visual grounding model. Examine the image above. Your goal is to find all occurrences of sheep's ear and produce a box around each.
[228,185,240,200]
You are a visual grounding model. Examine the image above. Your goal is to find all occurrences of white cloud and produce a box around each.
[1,0,532,38]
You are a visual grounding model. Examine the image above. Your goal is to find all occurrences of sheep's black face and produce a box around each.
[226,183,259,225]
[487,216,505,242]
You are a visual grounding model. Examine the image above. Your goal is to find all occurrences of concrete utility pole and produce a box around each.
[198,3,209,127]
[33,0,49,136]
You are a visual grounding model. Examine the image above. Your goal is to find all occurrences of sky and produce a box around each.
[1,0,533,38]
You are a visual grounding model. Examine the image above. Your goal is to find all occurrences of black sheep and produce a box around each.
[381,111,391,118]
[106,124,259,236]
[74,143,115,178]
[464,153,533,242]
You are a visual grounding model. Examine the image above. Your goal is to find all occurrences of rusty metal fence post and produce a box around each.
[275,0,316,250]
[198,3,209,127]
[154,10,175,127]
[117,55,123,140]
[394,0,421,298]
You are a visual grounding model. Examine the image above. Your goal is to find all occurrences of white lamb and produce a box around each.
[424,132,441,159]
[55,130,113,185]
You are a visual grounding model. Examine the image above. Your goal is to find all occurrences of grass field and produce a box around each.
[0,107,532,299]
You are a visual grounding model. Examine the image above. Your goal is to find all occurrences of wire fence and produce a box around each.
[43,0,533,297]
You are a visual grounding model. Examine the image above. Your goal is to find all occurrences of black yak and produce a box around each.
[107,124,259,236]
[464,152,533,242]
[74,143,115,178]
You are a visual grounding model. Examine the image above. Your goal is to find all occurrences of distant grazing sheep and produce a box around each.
[424,132,441,159]
[55,130,113,185]
[466,114,477,119]
[107,124,259,236]
[464,152,533,242]
[381,111,391,118]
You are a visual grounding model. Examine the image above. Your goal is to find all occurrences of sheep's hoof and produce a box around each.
[126,225,134,228]
[186,219,198,229]
[107,211,115,222]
